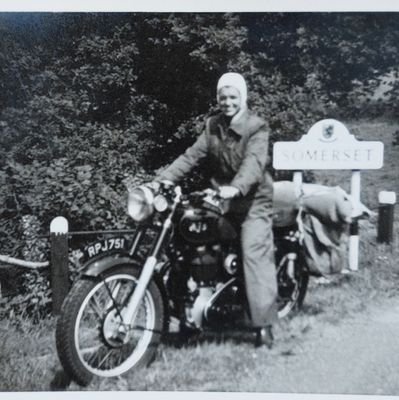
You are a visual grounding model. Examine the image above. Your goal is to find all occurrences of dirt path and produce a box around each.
[252,297,399,395]
[41,289,399,394]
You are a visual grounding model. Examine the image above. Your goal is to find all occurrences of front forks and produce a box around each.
[114,255,160,341]
[115,187,181,341]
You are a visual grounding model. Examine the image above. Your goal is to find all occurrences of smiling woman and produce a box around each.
[217,86,241,117]
[157,72,277,346]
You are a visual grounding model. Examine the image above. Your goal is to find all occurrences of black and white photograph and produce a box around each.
[0,3,398,396]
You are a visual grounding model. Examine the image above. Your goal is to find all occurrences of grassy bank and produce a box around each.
[0,119,398,392]
[1,230,397,392]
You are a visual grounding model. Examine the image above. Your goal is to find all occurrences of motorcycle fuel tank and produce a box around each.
[179,208,220,244]
[179,208,237,244]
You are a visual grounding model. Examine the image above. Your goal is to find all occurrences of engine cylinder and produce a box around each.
[189,245,219,284]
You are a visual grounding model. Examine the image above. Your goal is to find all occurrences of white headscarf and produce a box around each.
[216,72,248,109]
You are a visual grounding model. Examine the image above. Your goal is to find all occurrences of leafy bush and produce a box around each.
[1,13,399,318]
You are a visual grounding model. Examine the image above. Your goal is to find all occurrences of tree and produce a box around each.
[1,11,399,255]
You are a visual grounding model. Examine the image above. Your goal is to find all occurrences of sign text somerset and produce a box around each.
[273,119,384,170]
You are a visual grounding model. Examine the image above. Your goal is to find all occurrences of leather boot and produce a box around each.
[255,325,274,349]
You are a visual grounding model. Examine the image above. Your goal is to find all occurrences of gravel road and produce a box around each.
[252,297,399,395]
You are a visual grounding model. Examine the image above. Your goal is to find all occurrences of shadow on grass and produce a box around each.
[50,369,72,391]
[300,303,324,316]
[163,328,257,349]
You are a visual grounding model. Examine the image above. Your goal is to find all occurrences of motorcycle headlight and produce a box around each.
[127,186,154,222]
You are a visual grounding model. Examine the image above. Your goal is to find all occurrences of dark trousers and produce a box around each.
[229,184,278,328]
[241,206,277,327]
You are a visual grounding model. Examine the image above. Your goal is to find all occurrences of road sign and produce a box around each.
[273,119,384,170]
[273,118,385,272]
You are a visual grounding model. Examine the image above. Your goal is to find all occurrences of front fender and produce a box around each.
[81,253,171,328]
[82,254,135,277]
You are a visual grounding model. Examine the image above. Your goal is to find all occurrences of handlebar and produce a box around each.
[187,188,219,198]
[182,188,222,202]
[182,188,227,214]
[143,181,225,207]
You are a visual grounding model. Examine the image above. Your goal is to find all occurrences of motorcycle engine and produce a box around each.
[183,244,243,329]
[189,244,221,285]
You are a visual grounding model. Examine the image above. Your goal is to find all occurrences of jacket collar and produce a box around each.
[218,108,249,136]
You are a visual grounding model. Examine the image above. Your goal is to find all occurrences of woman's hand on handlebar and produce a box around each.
[218,186,240,199]
[146,179,175,193]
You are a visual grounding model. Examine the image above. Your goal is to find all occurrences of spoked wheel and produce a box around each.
[56,265,164,386]
[276,252,309,319]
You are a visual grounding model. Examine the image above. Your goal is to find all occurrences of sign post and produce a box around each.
[377,191,396,244]
[273,119,384,271]
[349,170,361,270]
[50,216,70,314]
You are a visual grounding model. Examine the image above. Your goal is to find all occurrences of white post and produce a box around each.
[293,171,303,197]
[377,191,397,244]
[349,170,361,271]
[50,216,70,314]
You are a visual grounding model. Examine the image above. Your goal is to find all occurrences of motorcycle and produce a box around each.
[56,181,309,386]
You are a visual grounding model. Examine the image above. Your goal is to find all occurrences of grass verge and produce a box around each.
[0,118,398,391]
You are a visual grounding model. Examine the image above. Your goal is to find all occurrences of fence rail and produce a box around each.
[0,255,49,269]
[1,219,138,314]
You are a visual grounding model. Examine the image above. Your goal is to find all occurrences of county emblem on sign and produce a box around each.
[273,119,384,170]
[322,122,335,141]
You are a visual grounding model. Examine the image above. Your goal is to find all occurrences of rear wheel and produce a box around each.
[276,252,309,318]
[56,265,164,386]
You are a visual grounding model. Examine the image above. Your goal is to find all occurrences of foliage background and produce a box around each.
[0,12,398,315]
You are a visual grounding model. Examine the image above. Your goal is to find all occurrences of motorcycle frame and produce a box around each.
[79,186,308,333]
[80,187,182,333]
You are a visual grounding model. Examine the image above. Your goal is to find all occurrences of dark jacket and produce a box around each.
[159,110,273,203]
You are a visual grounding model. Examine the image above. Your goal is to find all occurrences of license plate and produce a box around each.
[85,237,127,259]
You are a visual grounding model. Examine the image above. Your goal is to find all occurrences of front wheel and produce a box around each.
[56,265,164,386]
